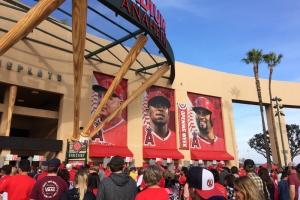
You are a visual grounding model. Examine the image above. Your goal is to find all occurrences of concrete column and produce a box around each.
[0,85,9,136]
[266,105,291,166]
[221,98,239,167]
[5,85,17,136]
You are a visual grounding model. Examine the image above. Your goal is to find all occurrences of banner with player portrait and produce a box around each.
[187,93,225,151]
[142,86,177,150]
[90,72,128,147]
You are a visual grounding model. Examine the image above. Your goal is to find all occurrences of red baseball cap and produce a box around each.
[92,79,124,101]
[187,167,224,199]
[208,165,215,170]
[59,163,65,169]
[147,91,170,108]
[156,160,163,166]
[217,162,224,168]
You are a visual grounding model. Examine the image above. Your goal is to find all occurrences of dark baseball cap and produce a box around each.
[147,91,171,108]
[130,167,136,171]
[48,158,61,168]
[244,159,255,168]
[187,167,224,199]
[42,161,49,166]
[296,163,300,173]
[109,155,124,166]
[92,79,124,101]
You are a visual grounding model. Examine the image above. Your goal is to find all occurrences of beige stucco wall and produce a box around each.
[0,2,299,167]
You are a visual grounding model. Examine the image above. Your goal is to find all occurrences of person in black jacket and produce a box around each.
[96,155,137,200]
[59,170,95,200]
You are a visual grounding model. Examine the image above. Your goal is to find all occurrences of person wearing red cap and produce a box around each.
[216,162,228,185]
[143,91,177,149]
[190,97,225,151]
[90,78,127,146]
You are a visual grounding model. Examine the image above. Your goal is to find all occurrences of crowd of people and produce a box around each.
[0,156,299,200]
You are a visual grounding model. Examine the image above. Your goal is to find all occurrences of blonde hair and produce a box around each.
[234,176,265,200]
[74,171,88,200]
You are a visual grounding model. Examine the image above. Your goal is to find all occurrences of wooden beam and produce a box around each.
[80,34,148,138]
[5,86,17,136]
[88,63,170,138]
[71,0,88,141]
[0,0,65,56]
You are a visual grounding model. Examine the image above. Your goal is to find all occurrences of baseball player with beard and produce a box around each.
[90,79,127,146]
[190,97,225,151]
[143,91,177,149]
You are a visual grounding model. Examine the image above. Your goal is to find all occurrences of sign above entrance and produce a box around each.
[33,155,44,161]
[6,154,18,161]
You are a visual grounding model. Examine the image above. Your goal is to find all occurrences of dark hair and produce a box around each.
[181,167,188,176]
[224,174,235,188]
[109,164,124,173]
[231,166,238,174]
[224,167,230,173]
[258,168,273,188]
[48,166,58,173]
[87,172,100,190]
[19,159,30,172]
[138,167,144,175]
[57,169,70,184]
[281,170,288,179]
[123,168,130,173]
[1,165,12,175]
[209,169,219,182]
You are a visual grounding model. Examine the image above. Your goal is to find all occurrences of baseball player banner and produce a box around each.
[177,103,189,150]
[142,86,177,149]
[187,93,226,151]
[90,72,128,147]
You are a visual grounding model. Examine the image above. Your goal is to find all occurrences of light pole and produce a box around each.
[272,96,287,166]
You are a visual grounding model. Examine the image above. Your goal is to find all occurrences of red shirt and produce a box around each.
[105,171,111,178]
[135,187,169,200]
[190,134,225,151]
[91,118,127,146]
[30,176,68,200]
[37,171,48,181]
[238,170,246,177]
[68,169,76,182]
[288,172,300,200]
[143,125,177,149]
[0,174,36,200]
[214,183,228,199]
[0,175,10,185]
[178,175,186,185]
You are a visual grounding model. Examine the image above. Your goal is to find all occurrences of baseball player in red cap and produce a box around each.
[143,91,177,149]
[190,97,225,151]
[90,79,127,146]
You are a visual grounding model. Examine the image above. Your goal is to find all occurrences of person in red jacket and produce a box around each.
[135,164,169,200]
[0,160,36,200]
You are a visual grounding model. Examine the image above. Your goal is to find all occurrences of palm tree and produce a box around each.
[241,48,272,170]
[263,52,283,166]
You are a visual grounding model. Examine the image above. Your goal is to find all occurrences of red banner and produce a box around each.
[177,103,189,149]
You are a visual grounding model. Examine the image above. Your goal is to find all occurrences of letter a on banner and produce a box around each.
[177,103,189,149]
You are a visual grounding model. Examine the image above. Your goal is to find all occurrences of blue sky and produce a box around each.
[19,0,300,164]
